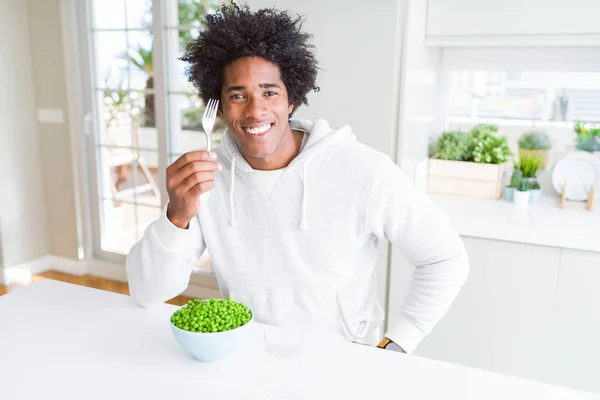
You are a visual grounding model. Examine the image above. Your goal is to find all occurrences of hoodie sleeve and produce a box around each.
[366,156,469,354]
[126,205,206,308]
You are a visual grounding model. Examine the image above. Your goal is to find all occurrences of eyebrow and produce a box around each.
[259,83,281,89]
[225,83,282,92]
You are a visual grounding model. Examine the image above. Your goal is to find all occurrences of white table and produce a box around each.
[0,280,597,400]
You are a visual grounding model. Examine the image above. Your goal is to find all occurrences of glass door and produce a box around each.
[80,0,218,265]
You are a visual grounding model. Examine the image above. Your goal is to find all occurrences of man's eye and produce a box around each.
[230,94,244,100]
[265,91,278,97]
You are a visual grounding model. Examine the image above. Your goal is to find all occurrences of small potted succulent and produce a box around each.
[505,156,543,204]
[519,154,541,184]
[514,180,531,207]
[519,154,542,204]
[504,165,522,202]
[528,180,542,204]
[518,130,552,170]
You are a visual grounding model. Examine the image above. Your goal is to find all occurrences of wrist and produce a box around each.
[166,206,190,229]
[377,337,406,353]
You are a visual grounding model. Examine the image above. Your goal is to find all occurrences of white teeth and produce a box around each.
[244,124,271,135]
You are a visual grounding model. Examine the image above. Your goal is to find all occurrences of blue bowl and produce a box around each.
[170,313,254,362]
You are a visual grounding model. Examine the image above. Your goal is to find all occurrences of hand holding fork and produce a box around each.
[164,98,220,229]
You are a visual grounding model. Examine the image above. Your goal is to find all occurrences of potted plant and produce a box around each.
[519,154,541,184]
[429,124,512,199]
[434,131,470,161]
[504,157,543,204]
[528,180,542,204]
[519,154,542,204]
[514,180,531,207]
[468,125,512,164]
[574,120,600,153]
[518,131,552,170]
[504,165,522,202]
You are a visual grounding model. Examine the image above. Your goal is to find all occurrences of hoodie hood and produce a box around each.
[219,118,357,172]
[217,118,357,230]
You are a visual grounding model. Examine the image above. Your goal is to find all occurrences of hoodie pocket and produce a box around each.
[335,277,385,343]
[335,291,373,341]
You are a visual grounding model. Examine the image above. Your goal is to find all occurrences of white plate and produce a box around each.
[552,151,600,201]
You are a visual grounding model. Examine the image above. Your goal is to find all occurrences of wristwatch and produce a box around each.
[377,337,406,353]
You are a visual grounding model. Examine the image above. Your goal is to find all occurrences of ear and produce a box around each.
[288,103,294,114]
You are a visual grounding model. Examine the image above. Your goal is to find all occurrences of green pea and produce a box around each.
[172,297,252,332]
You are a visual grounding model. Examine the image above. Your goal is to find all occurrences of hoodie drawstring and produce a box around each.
[299,163,308,230]
[228,152,308,230]
[230,154,238,227]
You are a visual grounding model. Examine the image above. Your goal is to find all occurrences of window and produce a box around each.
[447,70,600,123]
[83,0,219,263]
[442,48,600,125]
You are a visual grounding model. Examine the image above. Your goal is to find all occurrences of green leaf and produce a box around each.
[574,119,600,152]
[434,131,470,161]
[465,124,512,164]
[519,154,541,178]
[518,131,552,150]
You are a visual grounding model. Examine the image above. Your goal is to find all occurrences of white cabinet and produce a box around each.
[388,236,600,393]
[406,238,561,383]
[551,249,600,394]
[426,0,600,46]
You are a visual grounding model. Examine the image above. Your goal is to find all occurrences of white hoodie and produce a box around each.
[126,119,469,353]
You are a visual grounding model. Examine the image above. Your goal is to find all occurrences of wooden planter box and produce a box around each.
[427,159,505,199]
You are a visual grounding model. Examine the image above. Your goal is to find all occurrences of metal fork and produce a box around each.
[200,98,219,201]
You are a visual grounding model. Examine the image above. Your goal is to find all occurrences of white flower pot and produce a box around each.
[513,190,531,207]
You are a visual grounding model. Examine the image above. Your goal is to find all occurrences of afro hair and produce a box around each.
[180,1,319,116]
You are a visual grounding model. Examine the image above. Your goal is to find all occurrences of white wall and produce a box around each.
[0,0,50,276]
[28,0,79,260]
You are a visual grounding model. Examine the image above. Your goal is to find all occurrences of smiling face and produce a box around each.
[220,56,300,170]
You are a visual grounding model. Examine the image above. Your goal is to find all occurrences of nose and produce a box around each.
[243,95,267,119]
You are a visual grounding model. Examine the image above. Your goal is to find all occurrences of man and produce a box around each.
[126,2,469,354]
